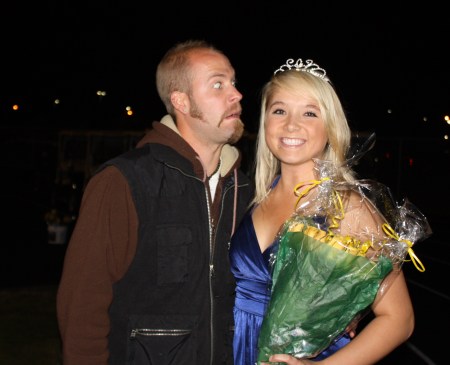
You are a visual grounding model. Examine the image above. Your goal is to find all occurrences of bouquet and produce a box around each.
[256,156,431,363]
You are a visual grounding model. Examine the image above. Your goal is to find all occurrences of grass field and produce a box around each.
[0,286,61,365]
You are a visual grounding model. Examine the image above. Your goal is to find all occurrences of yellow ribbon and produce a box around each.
[328,190,345,232]
[294,178,344,235]
[294,177,330,208]
[382,223,425,272]
[293,179,426,271]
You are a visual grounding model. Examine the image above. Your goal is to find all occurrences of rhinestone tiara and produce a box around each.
[274,58,329,82]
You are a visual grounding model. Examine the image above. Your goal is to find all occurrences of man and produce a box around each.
[57,39,253,365]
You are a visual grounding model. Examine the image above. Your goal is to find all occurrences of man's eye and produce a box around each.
[213,81,222,89]
[231,80,237,87]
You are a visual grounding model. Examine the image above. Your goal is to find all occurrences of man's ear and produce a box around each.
[171,91,188,114]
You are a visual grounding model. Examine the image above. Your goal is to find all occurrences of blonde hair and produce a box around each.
[156,39,224,118]
[252,70,355,205]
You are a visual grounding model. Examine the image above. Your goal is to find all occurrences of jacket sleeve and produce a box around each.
[56,165,138,365]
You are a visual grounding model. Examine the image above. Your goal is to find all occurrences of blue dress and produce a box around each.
[230,210,351,365]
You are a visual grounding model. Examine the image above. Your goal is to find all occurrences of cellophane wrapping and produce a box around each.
[256,159,431,363]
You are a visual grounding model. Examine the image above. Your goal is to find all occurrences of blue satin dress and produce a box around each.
[230,210,351,365]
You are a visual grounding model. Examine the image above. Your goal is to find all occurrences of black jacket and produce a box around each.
[105,116,253,365]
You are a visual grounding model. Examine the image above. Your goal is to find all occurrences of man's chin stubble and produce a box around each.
[228,119,244,144]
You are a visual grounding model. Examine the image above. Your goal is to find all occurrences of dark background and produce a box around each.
[1,1,449,135]
[1,0,448,296]
[0,2,448,364]
[1,0,448,292]
[1,0,448,236]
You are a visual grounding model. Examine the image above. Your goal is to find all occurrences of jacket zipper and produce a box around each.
[130,328,191,338]
[165,163,238,365]
[205,184,215,365]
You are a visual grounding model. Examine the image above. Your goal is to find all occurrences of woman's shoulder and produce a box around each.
[338,188,386,237]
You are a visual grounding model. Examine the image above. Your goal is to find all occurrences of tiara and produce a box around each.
[274,58,329,82]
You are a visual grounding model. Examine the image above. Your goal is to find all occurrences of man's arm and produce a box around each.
[56,166,138,365]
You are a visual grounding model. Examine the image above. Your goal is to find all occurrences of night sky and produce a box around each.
[2,1,449,137]
[1,1,449,291]
[1,8,448,364]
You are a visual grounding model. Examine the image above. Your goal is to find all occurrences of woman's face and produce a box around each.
[265,87,328,172]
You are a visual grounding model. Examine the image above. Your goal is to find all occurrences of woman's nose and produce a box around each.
[285,117,299,132]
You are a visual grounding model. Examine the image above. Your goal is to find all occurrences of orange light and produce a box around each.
[12,104,19,111]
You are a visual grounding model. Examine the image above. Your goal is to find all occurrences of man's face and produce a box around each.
[186,50,244,145]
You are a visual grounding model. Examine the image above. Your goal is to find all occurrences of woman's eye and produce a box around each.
[213,81,222,89]
[305,111,317,117]
[273,109,285,115]
[231,80,237,87]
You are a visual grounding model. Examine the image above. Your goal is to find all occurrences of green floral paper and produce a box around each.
[257,219,393,362]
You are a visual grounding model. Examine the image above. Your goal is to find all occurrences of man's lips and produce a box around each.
[226,109,242,119]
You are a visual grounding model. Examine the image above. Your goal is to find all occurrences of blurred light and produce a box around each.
[422,116,428,122]
[54,99,60,105]
[12,104,19,111]
[96,90,107,96]
[126,106,133,116]
[445,135,449,140]
[387,109,392,114]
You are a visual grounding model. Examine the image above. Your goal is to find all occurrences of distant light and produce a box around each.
[126,106,133,116]
[422,116,428,122]
[387,109,392,114]
[445,115,449,121]
[96,90,107,96]
[54,99,60,105]
[445,135,449,140]
[12,104,19,111]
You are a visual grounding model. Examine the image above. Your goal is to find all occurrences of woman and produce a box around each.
[230,59,415,365]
